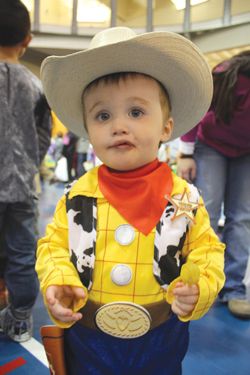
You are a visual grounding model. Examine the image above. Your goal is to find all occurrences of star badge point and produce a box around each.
[165,188,202,223]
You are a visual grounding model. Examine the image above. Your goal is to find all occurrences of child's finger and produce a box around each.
[174,284,199,297]
[45,285,59,305]
[171,300,191,316]
[50,301,82,322]
[175,294,198,305]
[71,286,86,299]
[173,303,192,316]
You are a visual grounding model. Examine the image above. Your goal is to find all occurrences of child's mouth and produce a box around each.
[110,141,134,149]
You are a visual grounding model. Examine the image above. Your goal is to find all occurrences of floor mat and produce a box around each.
[0,334,48,375]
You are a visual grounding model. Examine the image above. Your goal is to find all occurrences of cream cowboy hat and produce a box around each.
[41,27,212,139]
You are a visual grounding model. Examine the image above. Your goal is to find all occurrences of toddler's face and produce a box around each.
[84,74,173,171]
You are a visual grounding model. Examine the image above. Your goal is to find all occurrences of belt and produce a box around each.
[78,299,171,339]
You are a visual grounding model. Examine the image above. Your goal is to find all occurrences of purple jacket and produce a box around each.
[180,74,250,157]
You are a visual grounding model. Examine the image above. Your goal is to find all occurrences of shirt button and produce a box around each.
[115,224,135,246]
[111,264,132,286]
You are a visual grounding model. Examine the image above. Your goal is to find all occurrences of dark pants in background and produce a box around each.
[0,199,39,313]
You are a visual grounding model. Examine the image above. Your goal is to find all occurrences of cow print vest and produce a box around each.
[65,183,200,291]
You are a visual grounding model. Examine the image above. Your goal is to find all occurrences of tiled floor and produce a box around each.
[0,181,250,374]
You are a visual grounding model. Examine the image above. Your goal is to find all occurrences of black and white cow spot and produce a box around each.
[165,204,175,219]
[71,246,94,273]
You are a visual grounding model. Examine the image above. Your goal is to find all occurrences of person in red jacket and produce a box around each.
[177,51,250,318]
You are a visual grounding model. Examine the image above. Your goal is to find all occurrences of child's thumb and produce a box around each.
[45,286,57,305]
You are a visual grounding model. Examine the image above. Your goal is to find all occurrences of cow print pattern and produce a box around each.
[153,183,200,289]
[66,193,97,290]
[65,183,200,291]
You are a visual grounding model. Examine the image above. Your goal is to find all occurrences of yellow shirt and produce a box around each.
[36,167,225,327]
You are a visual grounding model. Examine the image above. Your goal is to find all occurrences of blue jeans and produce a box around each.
[194,141,250,301]
[0,199,39,313]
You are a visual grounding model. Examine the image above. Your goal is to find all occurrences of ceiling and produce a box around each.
[204,45,250,68]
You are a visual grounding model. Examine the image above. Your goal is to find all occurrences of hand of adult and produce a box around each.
[177,157,197,182]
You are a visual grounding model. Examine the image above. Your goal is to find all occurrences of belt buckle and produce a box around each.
[95,302,151,339]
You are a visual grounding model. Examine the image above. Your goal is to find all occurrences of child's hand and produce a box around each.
[171,281,199,317]
[45,285,86,323]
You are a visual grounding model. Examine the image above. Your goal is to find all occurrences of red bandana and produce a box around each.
[98,159,173,235]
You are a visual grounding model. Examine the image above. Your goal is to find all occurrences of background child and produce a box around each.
[0,0,51,342]
[36,27,225,374]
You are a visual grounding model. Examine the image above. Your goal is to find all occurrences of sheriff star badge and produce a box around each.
[165,188,203,223]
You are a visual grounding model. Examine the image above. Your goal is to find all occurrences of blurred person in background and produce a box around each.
[76,137,90,178]
[0,0,51,341]
[177,51,250,318]
[62,131,79,182]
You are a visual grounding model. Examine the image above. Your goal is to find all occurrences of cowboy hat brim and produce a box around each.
[41,30,213,139]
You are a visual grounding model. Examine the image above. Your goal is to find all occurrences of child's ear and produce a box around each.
[160,117,174,143]
[21,34,32,49]
[18,34,32,59]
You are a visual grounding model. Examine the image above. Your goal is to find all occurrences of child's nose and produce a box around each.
[111,117,129,135]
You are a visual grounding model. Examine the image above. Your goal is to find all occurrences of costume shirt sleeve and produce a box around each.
[179,195,225,321]
[36,195,88,327]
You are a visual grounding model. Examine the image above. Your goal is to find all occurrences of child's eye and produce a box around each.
[129,108,144,118]
[96,112,110,122]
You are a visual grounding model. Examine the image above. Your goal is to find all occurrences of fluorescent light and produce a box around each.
[63,0,73,9]
[171,0,208,11]
[77,0,111,23]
